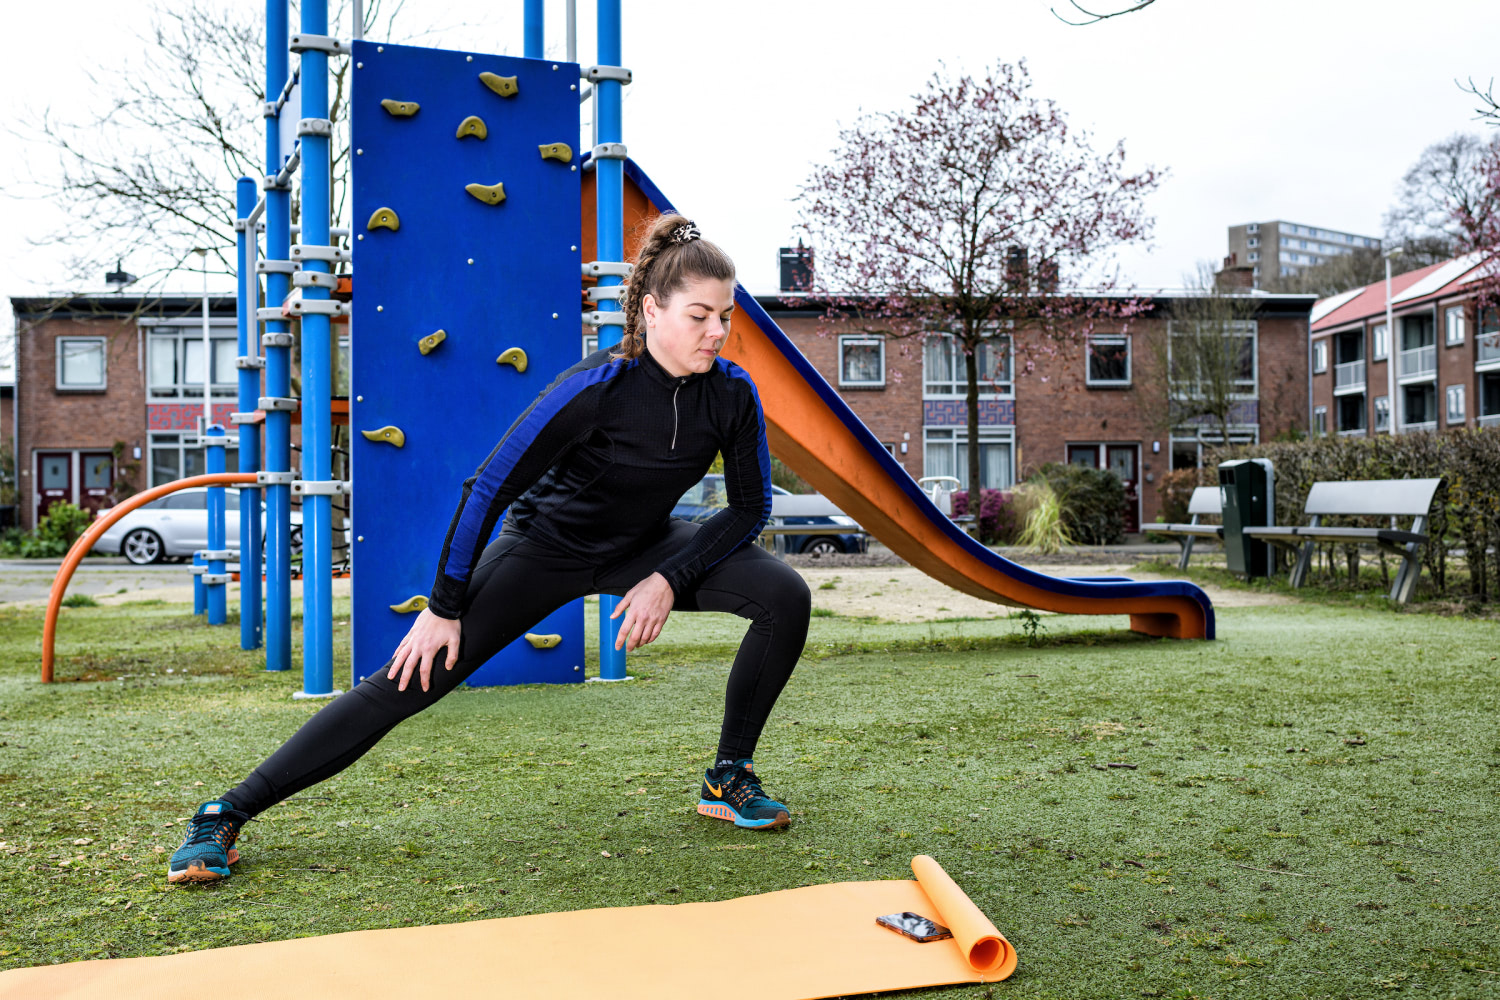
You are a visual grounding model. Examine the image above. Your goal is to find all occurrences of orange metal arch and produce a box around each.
[41,473,257,683]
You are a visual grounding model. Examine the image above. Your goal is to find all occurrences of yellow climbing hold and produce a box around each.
[538,142,573,163]
[367,207,400,231]
[479,72,518,97]
[389,596,429,614]
[495,347,528,372]
[455,115,488,140]
[525,633,562,649]
[465,182,506,206]
[418,330,447,355]
[360,425,406,448]
[379,99,420,117]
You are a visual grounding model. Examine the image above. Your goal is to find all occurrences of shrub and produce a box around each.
[1034,463,1125,545]
[1157,466,1217,525]
[1013,481,1074,553]
[952,488,1019,544]
[2,502,95,559]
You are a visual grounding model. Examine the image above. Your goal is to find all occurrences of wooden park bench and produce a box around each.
[1242,478,1443,604]
[1153,486,1223,570]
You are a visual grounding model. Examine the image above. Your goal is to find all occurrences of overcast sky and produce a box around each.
[3,0,1498,380]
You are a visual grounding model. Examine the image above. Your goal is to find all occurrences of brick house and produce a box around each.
[756,290,1313,530]
[1309,254,1499,435]
[9,293,319,532]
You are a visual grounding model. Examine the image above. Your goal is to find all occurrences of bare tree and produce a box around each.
[1141,264,1260,449]
[1052,0,1158,25]
[1380,132,1499,266]
[1259,247,1423,297]
[796,62,1161,515]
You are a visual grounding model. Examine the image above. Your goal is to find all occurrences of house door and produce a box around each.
[80,452,116,516]
[36,452,73,522]
[1106,445,1141,533]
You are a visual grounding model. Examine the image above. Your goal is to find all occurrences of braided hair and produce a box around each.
[614,213,736,360]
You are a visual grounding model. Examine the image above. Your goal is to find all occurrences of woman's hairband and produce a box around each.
[669,222,701,245]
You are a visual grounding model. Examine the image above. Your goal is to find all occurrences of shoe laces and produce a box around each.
[184,808,251,850]
[723,766,770,807]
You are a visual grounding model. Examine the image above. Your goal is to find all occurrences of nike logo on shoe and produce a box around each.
[705,781,722,797]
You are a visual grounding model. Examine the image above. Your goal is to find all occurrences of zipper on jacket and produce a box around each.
[670,379,686,450]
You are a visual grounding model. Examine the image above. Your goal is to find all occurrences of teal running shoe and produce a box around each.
[166,800,249,884]
[697,760,790,830]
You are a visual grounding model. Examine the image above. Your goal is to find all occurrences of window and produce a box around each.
[56,337,107,390]
[838,335,885,388]
[149,433,242,488]
[1373,323,1389,361]
[1168,320,1257,397]
[1337,393,1365,432]
[1247,237,1259,248]
[1313,405,1327,434]
[1086,334,1130,386]
[923,333,1013,396]
[1279,237,1289,246]
[1446,384,1466,424]
[1312,340,1328,373]
[922,427,1013,490]
[1170,430,1257,470]
[148,326,239,399]
[1247,223,1259,234]
[1374,395,1391,432]
[1445,306,1465,346]
[337,334,350,396]
[1403,383,1436,426]
[1248,251,1259,262]
[582,333,598,359]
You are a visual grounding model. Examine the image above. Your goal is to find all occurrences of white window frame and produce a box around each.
[1446,384,1466,425]
[1312,340,1328,374]
[582,333,598,359]
[1445,306,1465,346]
[147,324,240,401]
[56,336,108,391]
[1248,251,1259,263]
[1313,405,1327,435]
[1373,323,1389,361]
[1085,333,1131,387]
[838,335,886,389]
[1247,237,1259,248]
[148,432,243,488]
[1374,395,1391,433]
[923,331,1013,398]
[1166,319,1258,400]
[921,426,1015,491]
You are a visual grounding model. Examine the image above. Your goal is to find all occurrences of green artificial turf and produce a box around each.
[1,593,1497,999]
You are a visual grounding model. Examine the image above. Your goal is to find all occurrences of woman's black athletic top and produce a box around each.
[426,347,773,619]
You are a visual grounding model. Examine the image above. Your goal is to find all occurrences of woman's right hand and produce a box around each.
[386,608,462,693]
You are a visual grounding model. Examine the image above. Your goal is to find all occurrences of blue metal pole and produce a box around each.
[206,425,228,624]
[235,176,263,650]
[297,0,335,698]
[193,551,206,614]
[524,0,544,58]
[596,0,627,680]
[264,0,293,671]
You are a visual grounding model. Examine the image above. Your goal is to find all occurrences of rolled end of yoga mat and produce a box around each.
[911,854,1017,978]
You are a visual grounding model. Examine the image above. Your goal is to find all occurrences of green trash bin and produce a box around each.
[1218,458,1274,579]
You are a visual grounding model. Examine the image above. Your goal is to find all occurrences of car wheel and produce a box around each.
[802,537,844,557]
[121,528,164,565]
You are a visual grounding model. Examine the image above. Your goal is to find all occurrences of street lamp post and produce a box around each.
[1384,247,1403,435]
[192,248,211,437]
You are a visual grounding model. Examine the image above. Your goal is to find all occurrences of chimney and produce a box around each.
[105,260,137,290]
[1005,246,1029,290]
[778,240,814,293]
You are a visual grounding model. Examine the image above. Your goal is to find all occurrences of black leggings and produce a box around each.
[222,520,811,816]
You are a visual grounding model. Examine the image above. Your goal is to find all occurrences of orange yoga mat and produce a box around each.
[0,856,1015,999]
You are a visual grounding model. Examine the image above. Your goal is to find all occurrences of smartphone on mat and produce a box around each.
[876,912,953,943]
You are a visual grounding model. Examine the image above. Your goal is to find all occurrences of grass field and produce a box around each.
[1,589,1497,998]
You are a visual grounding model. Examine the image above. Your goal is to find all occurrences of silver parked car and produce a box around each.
[92,487,304,565]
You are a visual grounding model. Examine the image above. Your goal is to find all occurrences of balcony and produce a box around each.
[1399,345,1436,381]
[1333,359,1365,393]
[1402,420,1437,433]
[1479,335,1500,369]
[1479,413,1500,428]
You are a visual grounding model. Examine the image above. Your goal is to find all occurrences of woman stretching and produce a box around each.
[167,215,811,883]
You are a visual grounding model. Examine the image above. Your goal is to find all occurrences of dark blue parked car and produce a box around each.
[673,474,868,556]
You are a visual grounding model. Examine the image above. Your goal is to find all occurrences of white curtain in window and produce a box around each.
[149,337,176,390]
[61,340,104,386]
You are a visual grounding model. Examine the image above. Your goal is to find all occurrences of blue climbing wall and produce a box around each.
[350,40,584,686]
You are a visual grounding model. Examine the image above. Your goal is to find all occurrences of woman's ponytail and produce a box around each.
[613,213,735,360]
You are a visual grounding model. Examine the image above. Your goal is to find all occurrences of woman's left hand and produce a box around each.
[611,572,674,651]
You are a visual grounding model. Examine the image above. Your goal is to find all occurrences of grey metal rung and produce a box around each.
[291,244,350,263]
[255,308,285,322]
[258,396,300,412]
[257,470,298,486]
[263,101,277,118]
[289,33,350,55]
[235,355,266,370]
[198,549,235,562]
[189,564,207,576]
[256,259,297,274]
[228,412,259,425]
[292,479,352,497]
[583,260,633,278]
[290,299,350,317]
[233,219,249,232]
[263,174,292,192]
[200,574,232,586]
[583,64,632,84]
[262,332,294,348]
[586,286,625,302]
[590,142,627,161]
[294,271,339,290]
[297,117,333,138]
[582,311,628,328]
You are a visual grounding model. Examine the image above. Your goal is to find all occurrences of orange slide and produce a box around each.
[0,856,1013,998]
[593,160,1214,640]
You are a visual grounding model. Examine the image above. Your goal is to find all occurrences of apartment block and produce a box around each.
[1228,221,1382,287]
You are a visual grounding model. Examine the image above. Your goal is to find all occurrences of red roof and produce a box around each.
[1311,256,1482,334]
